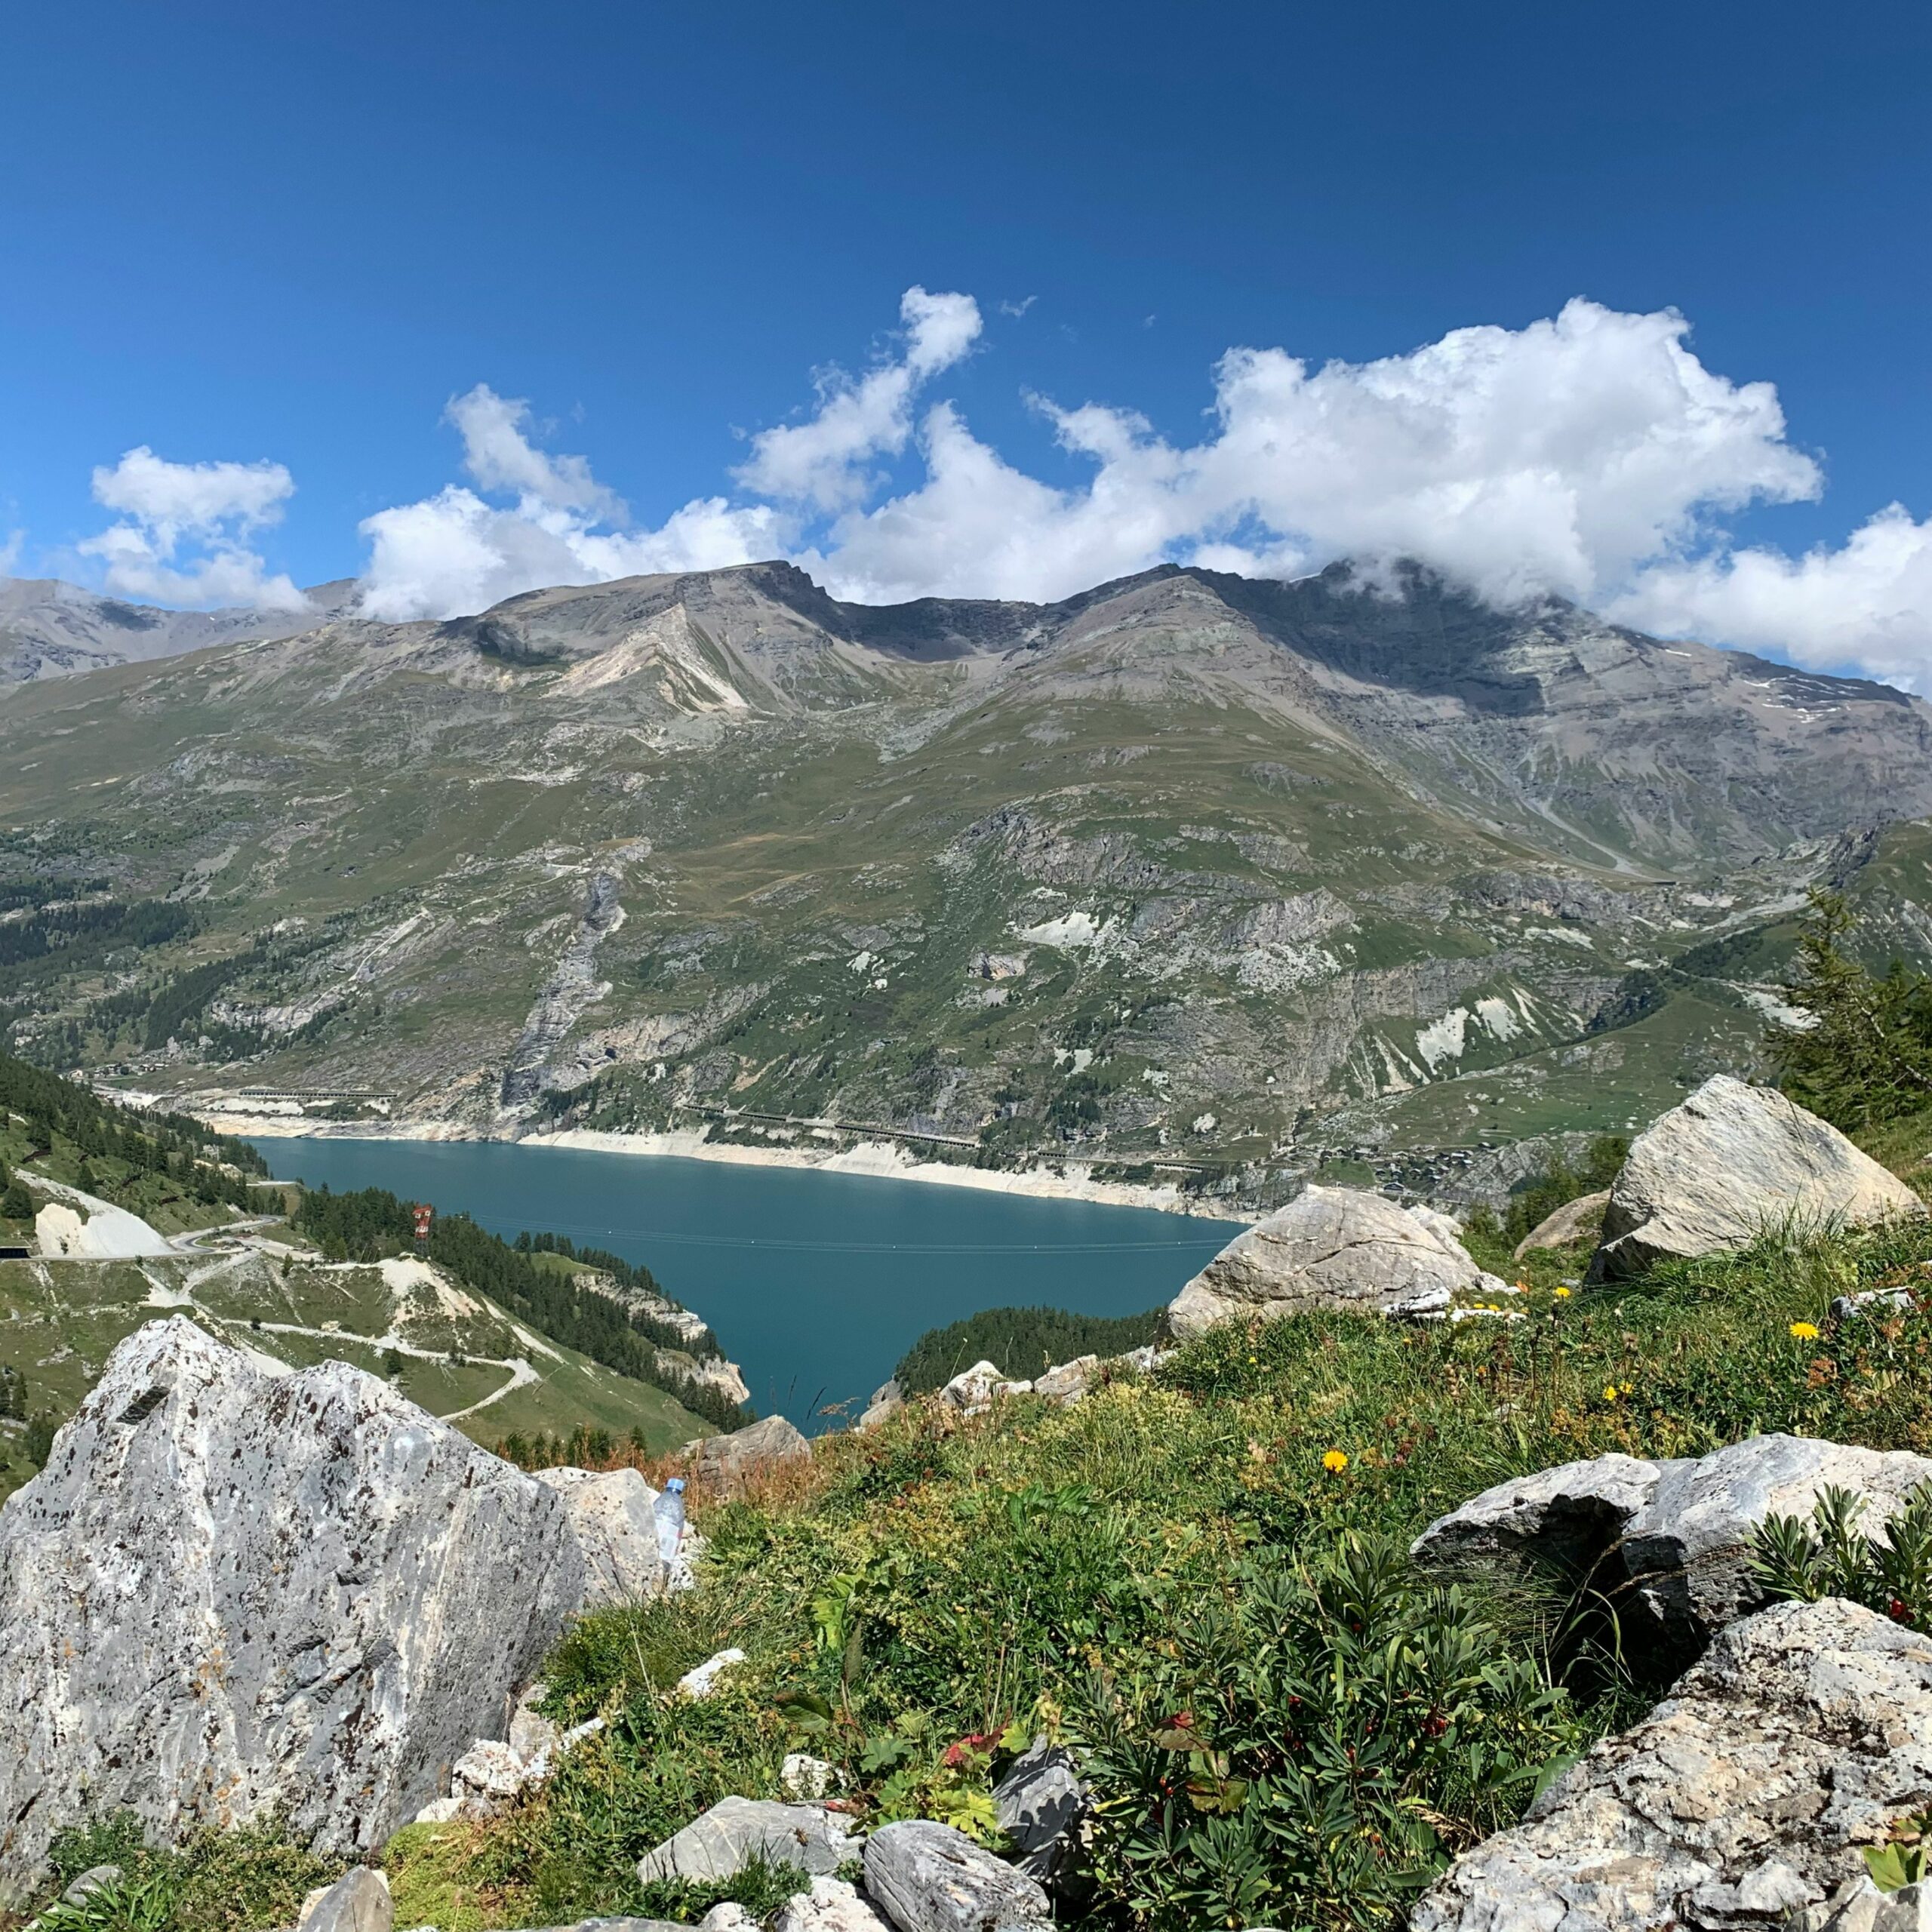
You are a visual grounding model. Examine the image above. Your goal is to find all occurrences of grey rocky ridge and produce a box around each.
[11,558,1932,1201]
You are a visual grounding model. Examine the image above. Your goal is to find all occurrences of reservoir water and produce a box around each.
[251,1137,1244,1429]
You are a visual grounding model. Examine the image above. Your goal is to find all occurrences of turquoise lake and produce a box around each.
[251,1137,1244,1429]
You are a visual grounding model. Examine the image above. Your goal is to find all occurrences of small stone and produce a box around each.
[509,1683,564,1762]
[451,1739,526,1815]
[299,1868,392,1932]
[697,1907,761,1931]
[780,1752,838,1799]
[60,1866,122,1906]
[863,1820,1051,1932]
[773,1877,894,1931]
[1512,1189,1611,1260]
[637,1796,860,1885]
[675,1647,748,1700]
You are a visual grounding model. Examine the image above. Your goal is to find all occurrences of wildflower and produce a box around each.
[1322,1449,1349,1473]
[1789,1321,1820,1341]
[1602,1385,1619,1403]
[1553,1286,1572,1299]
[1890,1598,1912,1623]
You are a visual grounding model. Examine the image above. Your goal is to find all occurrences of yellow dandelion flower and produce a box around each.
[1789,1321,1820,1341]
[1322,1449,1349,1473]
[1602,1385,1619,1402]
[1553,1286,1572,1299]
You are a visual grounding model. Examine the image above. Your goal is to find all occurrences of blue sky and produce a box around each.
[3,0,1930,681]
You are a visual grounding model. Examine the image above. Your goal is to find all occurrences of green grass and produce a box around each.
[329,1208,1932,1932]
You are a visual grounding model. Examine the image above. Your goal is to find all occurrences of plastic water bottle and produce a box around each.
[654,1476,686,1571]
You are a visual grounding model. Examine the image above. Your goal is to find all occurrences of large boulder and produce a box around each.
[1414,1432,1932,1675]
[1168,1186,1510,1340]
[0,1318,584,1891]
[1590,1075,1925,1281]
[534,1466,666,1601]
[993,1737,1089,1887]
[691,1415,811,1488]
[1410,1598,1932,1932]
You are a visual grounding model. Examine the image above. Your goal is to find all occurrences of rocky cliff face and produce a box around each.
[6,559,1932,1189]
[0,1318,583,1889]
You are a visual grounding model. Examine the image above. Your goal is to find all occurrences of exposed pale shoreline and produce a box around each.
[201,1112,1260,1223]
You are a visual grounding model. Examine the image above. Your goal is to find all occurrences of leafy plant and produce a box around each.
[1750,1481,1932,1629]
[1065,1532,1585,1931]
[1863,1811,1932,1892]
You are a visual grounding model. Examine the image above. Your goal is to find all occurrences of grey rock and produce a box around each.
[1410,1598,1932,1932]
[697,1910,761,1932]
[60,1866,122,1906]
[0,1318,583,1884]
[772,1878,894,1931]
[1168,1186,1511,1339]
[691,1415,811,1487]
[862,1820,1051,1932]
[302,1869,392,1932]
[534,1466,666,1602]
[993,1738,1088,1886]
[1591,1075,1926,1281]
[857,1380,905,1431]
[509,1682,564,1762]
[1032,1356,1100,1406]
[1807,1878,1932,1932]
[939,1361,1032,1415]
[1414,1432,1932,1672]
[1832,1284,1916,1321]
[636,1796,860,1884]
[1512,1189,1611,1260]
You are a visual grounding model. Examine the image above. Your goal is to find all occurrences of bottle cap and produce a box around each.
[666,1476,685,1493]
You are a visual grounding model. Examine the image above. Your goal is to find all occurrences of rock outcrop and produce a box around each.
[856,1380,904,1431]
[993,1738,1089,1887]
[1410,1598,1932,1932]
[0,1318,584,1890]
[772,1877,894,1930]
[1590,1075,1925,1281]
[1414,1433,1932,1673]
[1168,1185,1511,1339]
[534,1466,666,1601]
[863,1821,1052,1931]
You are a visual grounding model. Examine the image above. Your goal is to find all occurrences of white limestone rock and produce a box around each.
[691,1415,811,1487]
[1410,1599,1932,1932]
[855,1380,904,1432]
[0,1318,583,1887]
[1512,1189,1611,1260]
[1168,1186,1510,1340]
[772,1878,894,1931]
[534,1466,666,1602]
[1034,1356,1100,1406]
[780,1752,839,1799]
[1591,1075,1926,1281]
[1414,1432,1932,1669]
[676,1647,749,1700]
[863,1820,1051,1932]
[636,1796,860,1884]
[939,1361,1032,1415]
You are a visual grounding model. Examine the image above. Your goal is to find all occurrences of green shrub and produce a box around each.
[1751,1480,1932,1629]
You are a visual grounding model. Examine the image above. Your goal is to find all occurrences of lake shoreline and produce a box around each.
[205,1113,1260,1223]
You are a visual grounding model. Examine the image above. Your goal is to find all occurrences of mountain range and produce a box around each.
[5,558,1931,1205]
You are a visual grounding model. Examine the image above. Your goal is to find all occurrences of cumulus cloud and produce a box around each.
[356,384,785,621]
[79,447,306,610]
[732,286,982,509]
[1611,506,1932,691]
[343,286,1927,685]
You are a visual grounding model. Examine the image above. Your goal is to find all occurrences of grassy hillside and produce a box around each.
[354,1182,1932,1932]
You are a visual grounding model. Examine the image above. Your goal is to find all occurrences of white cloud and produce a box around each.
[732,286,982,510]
[79,447,306,610]
[356,387,786,621]
[346,288,1928,685]
[1612,506,1932,691]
